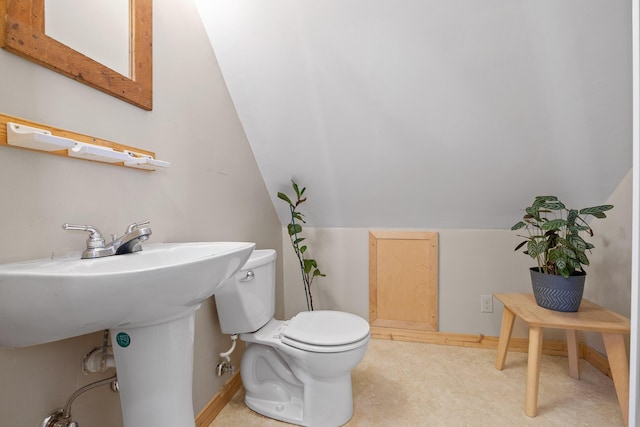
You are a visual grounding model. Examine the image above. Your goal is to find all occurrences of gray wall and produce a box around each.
[281,171,632,343]
[200,0,631,230]
[0,0,282,426]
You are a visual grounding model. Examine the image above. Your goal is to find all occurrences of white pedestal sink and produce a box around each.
[0,241,255,427]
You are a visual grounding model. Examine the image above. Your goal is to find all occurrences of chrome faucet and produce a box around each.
[62,221,152,259]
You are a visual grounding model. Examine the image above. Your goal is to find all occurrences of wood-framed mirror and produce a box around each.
[0,0,152,110]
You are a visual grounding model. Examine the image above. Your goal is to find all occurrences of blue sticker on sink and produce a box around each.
[116,332,131,348]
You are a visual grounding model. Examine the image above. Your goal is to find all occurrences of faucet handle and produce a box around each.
[62,223,106,249]
[125,220,150,234]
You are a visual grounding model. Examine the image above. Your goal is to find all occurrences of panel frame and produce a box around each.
[369,230,439,331]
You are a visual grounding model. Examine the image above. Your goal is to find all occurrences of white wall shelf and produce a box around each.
[1,113,169,171]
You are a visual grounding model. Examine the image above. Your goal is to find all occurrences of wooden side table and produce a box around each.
[494,293,630,425]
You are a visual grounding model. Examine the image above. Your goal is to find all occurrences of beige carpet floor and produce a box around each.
[209,339,624,427]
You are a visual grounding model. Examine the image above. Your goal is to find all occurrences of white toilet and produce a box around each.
[213,249,370,427]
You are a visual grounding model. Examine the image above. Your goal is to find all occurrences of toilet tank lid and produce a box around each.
[243,249,277,269]
[283,310,370,347]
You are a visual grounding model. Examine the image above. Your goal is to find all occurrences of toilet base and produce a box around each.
[243,376,354,427]
[245,393,305,425]
[241,343,355,427]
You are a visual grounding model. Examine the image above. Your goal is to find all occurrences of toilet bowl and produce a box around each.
[213,249,370,427]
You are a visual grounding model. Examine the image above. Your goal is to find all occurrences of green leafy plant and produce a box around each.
[277,180,325,311]
[512,196,613,278]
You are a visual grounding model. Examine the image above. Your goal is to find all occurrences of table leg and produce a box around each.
[495,307,516,370]
[602,333,629,426]
[525,326,544,417]
[566,329,580,380]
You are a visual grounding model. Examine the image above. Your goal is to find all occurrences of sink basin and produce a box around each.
[0,241,255,347]
[0,241,255,427]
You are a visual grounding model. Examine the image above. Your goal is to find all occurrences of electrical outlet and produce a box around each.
[480,295,493,313]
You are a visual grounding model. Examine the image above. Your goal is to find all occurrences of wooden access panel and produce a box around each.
[369,231,438,331]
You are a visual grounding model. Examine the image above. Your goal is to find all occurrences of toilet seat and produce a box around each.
[281,311,370,353]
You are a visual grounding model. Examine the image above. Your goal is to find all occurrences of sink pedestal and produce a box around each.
[111,311,199,427]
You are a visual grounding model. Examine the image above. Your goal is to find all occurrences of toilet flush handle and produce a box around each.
[239,270,255,282]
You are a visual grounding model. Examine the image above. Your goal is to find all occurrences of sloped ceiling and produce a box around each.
[196,1,631,228]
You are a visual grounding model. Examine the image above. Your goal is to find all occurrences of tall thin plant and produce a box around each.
[277,180,325,311]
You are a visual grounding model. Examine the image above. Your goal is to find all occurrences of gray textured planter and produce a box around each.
[529,267,586,312]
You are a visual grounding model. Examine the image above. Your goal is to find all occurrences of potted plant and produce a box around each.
[277,180,325,311]
[511,195,613,312]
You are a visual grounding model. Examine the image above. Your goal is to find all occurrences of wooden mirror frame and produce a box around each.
[0,0,152,110]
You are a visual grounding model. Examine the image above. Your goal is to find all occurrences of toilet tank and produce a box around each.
[213,249,277,334]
